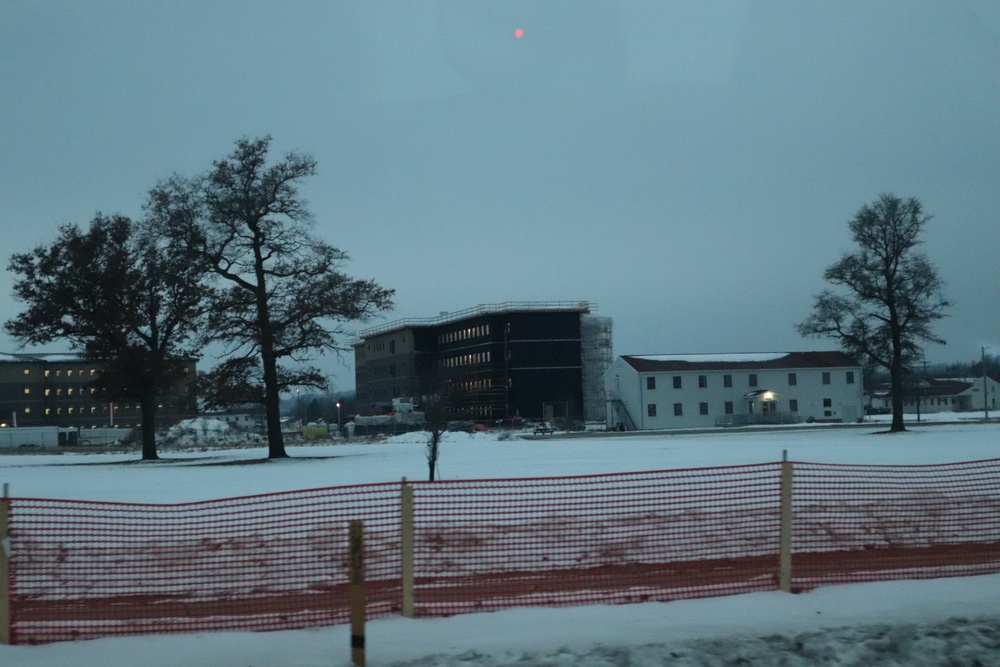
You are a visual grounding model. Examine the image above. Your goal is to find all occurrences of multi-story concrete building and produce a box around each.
[605,351,863,430]
[0,352,197,430]
[353,301,613,422]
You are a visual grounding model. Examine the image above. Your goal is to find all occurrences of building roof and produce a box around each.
[355,300,592,341]
[924,378,976,397]
[620,351,859,373]
[0,352,83,363]
[1,352,197,364]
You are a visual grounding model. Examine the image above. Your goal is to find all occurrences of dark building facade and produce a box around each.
[0,352,197,430]
[353,302,612,421]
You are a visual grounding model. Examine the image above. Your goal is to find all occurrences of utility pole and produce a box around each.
[984,347,990,422]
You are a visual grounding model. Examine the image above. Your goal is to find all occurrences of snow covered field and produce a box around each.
[1,416,998,665]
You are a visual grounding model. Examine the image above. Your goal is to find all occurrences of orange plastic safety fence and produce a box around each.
[406,464,782,616]
[6,484,402,644]
[789,459,1000,591]
[4,459,999,645]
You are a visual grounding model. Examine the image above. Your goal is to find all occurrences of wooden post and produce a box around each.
[400,479,415,618]
[348,521,366,667]
[1,483,11,645]
[778,453,793,593]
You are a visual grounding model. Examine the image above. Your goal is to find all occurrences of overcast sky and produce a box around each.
[2,1,998,391]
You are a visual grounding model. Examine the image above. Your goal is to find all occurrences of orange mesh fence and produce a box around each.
[4,484,402,644]
[406,464,782,616]
[3,458,999,645]
[789,459,1000,591]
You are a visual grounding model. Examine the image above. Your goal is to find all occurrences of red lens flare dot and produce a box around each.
[514,27,524,39]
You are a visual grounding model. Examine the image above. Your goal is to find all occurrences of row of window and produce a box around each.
[905,397,958,406]
[455,378,503,392]
[19,367,99,378]
[646,371,855,390]
[440,351,493,368]
[359,363,397,379]
[438,324,490,345]
[22,385,97,396]
[647,398,834,417]
[16,402,172,416]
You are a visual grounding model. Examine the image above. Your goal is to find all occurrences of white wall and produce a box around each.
[959,376,1000,413]
[606,362,864,429]
[604,358,642,429]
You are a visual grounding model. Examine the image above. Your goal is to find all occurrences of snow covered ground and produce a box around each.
[1,414,998,665]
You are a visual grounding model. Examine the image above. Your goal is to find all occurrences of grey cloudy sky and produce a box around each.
[2,1,998,390]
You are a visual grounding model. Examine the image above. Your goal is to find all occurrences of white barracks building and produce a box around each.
[605,351,863,430]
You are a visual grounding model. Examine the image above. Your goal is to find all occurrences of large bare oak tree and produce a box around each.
[148,136,394,458]
[798,194,950,432]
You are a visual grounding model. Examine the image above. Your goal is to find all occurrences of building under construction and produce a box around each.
[353,301,613,423]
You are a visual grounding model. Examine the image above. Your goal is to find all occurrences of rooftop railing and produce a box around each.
[355,300,592,340]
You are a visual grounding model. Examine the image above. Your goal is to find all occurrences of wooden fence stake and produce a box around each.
[348,521,365,667]
[1,483,11,645]
[400,479,415,618]
[778,453,793,593]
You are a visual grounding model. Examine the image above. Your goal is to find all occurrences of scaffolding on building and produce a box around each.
[580,315,613,423]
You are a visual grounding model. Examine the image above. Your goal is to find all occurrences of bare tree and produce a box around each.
[798,194,950,432]
[148,136,394,458]
[421,390,449,482]
[6,214,207,459]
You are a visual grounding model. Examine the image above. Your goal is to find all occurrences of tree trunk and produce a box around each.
[260,346,288,459]
[889,327,907,433]
[139,394,159,460]
[427,431,439,481]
